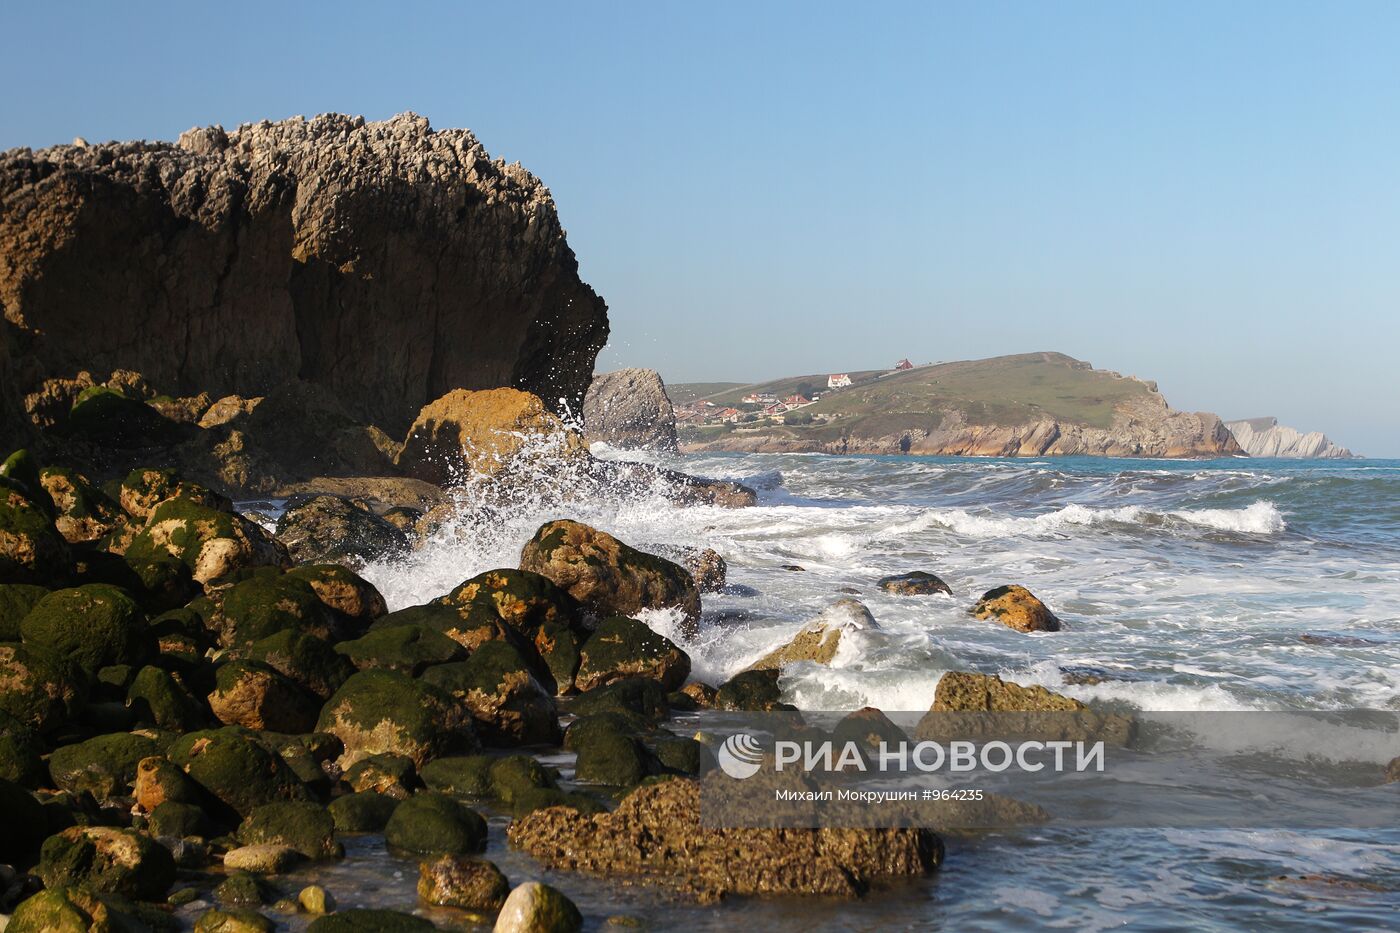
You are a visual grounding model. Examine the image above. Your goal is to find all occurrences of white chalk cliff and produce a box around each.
[1225,417,1356,459]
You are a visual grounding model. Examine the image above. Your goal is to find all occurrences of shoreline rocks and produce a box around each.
[584,368,678,451]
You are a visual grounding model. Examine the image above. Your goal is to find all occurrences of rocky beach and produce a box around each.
[2,114,1397,933]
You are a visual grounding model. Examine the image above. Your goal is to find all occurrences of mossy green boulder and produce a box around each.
[0,459,71,586]
[0,583,48,640]
[48,731,161,799]
[125,496,287,586]
[284,563,387,625]
[576,615,691,692]
[441,568,583,635]
[328,791,400,832]
[20,584,149,674]
[237,800,343,860]
[519,519,701,636]
[37,825,177,900]
[486,754,557,804]
[167,726,309,818]
[211,573,339,647]
[573,730,650,786]
[39,467,128,545]
[570,676,671,723]
[316,669,478,768]
[334,624,465,675]
[533,620,581,696]
[508,786,606,818]
[195,908,275,933]
[122,556,199,613]
[420,641,561,747]
[67,385,187,448]
[715,668,793,711]
[383,791,487,855]
[0,708,46,786]
[418,754,494,795]
[7,887,166,933]
[241,629,354,700]
[208,660,321,733]
[148,800,209,838]
[127,665,206,732]
[118,467,230,524]
[1,642,89,734]
[306,909,436,933]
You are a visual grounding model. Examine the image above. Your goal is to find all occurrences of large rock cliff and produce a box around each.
[1225,417,1355,459]
[583,368,678,451]
[0,112,609,438]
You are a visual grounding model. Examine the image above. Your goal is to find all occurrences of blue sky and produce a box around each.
[4,2,1398,453]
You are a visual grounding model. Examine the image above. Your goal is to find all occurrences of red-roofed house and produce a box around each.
[827,373,852,388]
[894,358,913,370]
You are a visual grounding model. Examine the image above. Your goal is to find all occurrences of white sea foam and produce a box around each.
[921,500,1285,538]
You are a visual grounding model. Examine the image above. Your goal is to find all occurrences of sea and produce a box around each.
[329,451,1400,930]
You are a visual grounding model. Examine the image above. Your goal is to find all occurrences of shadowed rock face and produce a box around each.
[0,112,609,436]
[584,368,678,451]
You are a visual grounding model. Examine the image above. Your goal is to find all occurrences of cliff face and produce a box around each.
[1225,418,1355,459]
[0,113,609,437]
[583,368,678,451]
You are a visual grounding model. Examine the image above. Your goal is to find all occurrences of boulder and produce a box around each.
[520,520,700,634]
[420,641,561,746]
[396,387,587,485]
[343,753,417,799]
[299,884,335,914]
[576,615,691,692]
[441,568,584,636]
[134,755,203,812]
[0,480,71,585]
[0,582,48,640]
[195,908,274,933]
[534,621,582,697]
[0,709,46,786]
[485,755,558,806]
[210,573,342,648]
[681,547,727,593]
[148,801,209,838]
[570,677,671,723]
[583,368,678,451]
[316,670,478,768]
[37,826,176,900]
[574,731,650,787]
[334,625,465,676]
[237,801,342,860]
[7,888,161,933]
[419,755,494,796]
[118,467,230,524]
[223,844,305,874]
[240,629,355,701]
[208,661,322,733]
[507,777,940,902]
[715,668,793,712]
[38,467,127,545]
[969,585,1061,633]
[306,908,436,932]
[745,598,877,672]
[275,495,408,567]
[166,727,309,817]
[0,641,85,733]
[20,584,148,674]
[126,665,206,732]
[877,571,952,597]
[284,564,387,624]
[66,385,189,447]
[493,881,583,933]
[382,791,487,855]
[417,854,510,910]
[917,672,1134,746]
[124,497,288,585]
[48,731,161,799]
[328,791,400,832]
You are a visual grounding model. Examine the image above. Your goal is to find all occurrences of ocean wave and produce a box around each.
[921,500,1285,539]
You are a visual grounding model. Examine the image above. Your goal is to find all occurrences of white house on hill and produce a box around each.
[827,373,852,388]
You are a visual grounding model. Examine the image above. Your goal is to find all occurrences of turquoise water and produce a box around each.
[358,453,1400,930]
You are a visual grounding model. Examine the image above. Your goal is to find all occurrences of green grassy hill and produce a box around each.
[665,382,747,404]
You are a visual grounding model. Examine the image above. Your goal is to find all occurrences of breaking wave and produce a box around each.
[921,500,1285,538]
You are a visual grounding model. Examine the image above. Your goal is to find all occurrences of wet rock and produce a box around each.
[121,555,200,614]
[1385,756,1400,783]
[284,564,387,625]
[135,755,204,811]
[167,726,309,817]
[148,800,209,838]
[299,884,335,914]
[223,843,305,874]
[306,907,437,932]
[575,731,650,786]
[48,731,161,800]
[334,624,465,676]
[383,791,487,855]
[534,620,582,697]
[419,755,494,796]
[508,778,939,902]
[215,870,271,906]
[877,571,952,597]
[969,585,1061,633]
[118,467,231,524]
[7,887,162,933]
[494,881,583,933]
[520,519,700,635]
[396,387,587,485]
[328,791,400,832]
[715,669,794,712]
[38,825,176,900]
[125,496,287,586]
[570,677,671,723]
[276,495,408,567]
[745,598,877,672]
[681,547,727,593]
[576,615,691,692]
[653,736,705,776]
[442,568,585,637]
[241,629,355,701]
[209,661,322,733]
[211,572,343,648]
[316,669,478,768]
[917,672,1134,746]
[0,710,46,786]
[195,908,274,933]
[486,755,557,805]
[583,368,678,451]
[237,801,342,860]
[417,853,510,910]
[38,467,126,545]
[678,681,718,709]
[127,665,206,732]
[20,584,149,674]
[930,672,1083,713]
[0,776,48,867]
[420,641,561,746]
[343,753,418,799]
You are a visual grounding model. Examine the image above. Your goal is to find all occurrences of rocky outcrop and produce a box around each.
[745,598,878,671]
[0,112,608,439]
[1225,417,1356,459]
[584,369,678,450]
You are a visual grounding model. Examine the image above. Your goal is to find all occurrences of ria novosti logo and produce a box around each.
[717,732,765,779]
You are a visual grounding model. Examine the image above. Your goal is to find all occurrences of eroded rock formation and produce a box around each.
[1225,417,1355,459]
[0,112,609,438]
[583,368,678,450]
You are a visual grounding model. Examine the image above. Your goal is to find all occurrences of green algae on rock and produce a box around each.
[316,669,478,768]
[383,790,487,855]
[576,615,691,692]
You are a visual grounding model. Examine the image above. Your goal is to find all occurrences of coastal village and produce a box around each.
[676,359,916,426]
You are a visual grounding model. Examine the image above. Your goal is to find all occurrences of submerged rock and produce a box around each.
[746,598,877,672]
[877,571,952,596]
[417,853,510,910]
[969,585,1061,633]
[520,519,700,635]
